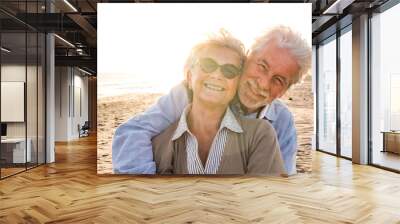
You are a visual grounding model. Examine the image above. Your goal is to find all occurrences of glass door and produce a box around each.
[317,35,337,155]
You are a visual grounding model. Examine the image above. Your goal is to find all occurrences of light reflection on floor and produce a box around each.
[372,150,400,171]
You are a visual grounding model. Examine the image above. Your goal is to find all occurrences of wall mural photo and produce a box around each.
[97,3,313,176]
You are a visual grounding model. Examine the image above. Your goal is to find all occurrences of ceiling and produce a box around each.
[0,0,393,75]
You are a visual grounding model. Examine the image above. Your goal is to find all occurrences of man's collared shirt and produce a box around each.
[172,105,243,174]
[231,96,297,175]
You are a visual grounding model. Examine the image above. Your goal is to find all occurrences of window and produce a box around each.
[339,27,352,158]
[317,35,337,154]
[0,2,46,179]
[371,2,400,171]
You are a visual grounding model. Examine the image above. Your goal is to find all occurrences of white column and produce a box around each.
[46,1,55,163]
[46,33,55,163]
[352,14,369,164]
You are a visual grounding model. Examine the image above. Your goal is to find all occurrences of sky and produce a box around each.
[98,3,311,97]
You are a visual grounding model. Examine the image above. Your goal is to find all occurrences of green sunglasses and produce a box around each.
[195,57,242,79]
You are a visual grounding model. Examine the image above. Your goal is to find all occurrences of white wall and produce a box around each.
[1,82,25,122]
[1,65,32,138]
[1,65,26,129]
[54,67,89,141]
[73,73,89,135]
[55,66,69,141]
[1,63,46,164]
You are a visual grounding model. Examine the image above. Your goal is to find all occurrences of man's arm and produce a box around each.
[112,83,189,174]
[272,106,297,175]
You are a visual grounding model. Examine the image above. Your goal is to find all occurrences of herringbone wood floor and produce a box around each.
[1,135,400,223]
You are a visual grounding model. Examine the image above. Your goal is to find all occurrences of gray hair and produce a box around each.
[184,29,246,79]
[250,25,312,84]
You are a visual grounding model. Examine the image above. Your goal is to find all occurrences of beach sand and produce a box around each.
[97,74,313,174]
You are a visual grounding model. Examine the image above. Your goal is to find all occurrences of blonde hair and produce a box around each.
[183,29,246,80]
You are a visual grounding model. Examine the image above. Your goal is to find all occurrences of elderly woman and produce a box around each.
[152,30,286,175]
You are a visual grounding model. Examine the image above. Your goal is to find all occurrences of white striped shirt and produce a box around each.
[172,105,243,174]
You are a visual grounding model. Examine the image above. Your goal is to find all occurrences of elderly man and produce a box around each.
[112,26,311,175]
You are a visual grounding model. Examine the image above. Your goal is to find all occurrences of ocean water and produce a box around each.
[98,73,179,98]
